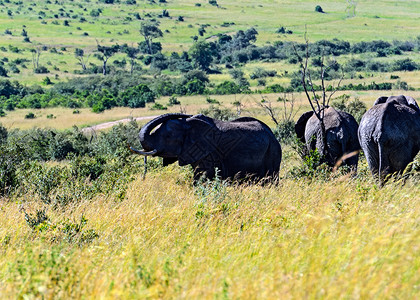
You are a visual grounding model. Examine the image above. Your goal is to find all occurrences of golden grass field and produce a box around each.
[0,159,419,298]
[3,90,420,130]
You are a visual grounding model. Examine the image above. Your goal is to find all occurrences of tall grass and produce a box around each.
[1,161,419,298]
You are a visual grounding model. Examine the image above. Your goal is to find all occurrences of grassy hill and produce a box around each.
[0,0,419,86]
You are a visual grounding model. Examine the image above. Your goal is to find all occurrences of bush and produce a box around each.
[25,112,36,119]
[199,105,236,121]
[34,66,49,74]
[150,103,167,110]
[315,5,324,13]
[0,66,8,77]
[331,94,367,123]
[273,120,295,144]
[212,81,250,95]
[167,95,180,106]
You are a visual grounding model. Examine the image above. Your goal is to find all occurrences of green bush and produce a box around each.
[199,105,236,121]
[25,112,36,119]
[331,94,367,123]
[273,120,295,144]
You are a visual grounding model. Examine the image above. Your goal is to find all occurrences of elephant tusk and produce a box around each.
[129,146,157,156]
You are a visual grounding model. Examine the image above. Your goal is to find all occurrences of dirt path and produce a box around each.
[81,115,159,133]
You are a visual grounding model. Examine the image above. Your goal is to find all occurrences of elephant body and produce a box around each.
[295,106,360,169]
[136,113,282,181]
[358,95,420,180]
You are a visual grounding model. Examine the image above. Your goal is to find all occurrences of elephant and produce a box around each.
[358,95,420,181]
[131,113,282,181]
[295,106,360,170]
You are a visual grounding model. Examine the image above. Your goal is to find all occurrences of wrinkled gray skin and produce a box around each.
[358,95,420,180]
[295,106,360,169]
[136,113,282,181]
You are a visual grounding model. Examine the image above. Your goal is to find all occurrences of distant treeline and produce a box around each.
[0,28,419,113]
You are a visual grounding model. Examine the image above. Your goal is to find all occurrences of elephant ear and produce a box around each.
[373,96,388,106]
[405,96,420,112]
[178,118,220,166]
[163,157,178,166]
[295,111,314,143]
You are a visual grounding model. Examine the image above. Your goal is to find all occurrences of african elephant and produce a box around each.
[358,95,420,180]
[295,106,360,169]
[131,113,282,181]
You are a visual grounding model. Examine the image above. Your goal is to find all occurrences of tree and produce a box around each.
[121,44,140,74]
[292,33,344,158]
[139,21,163,55]
[94,42,120,75]
[0,66,8,77]
[345,0,357,17]
[189,41,213,71]
[30,46,42,70]
[74,48,90,71]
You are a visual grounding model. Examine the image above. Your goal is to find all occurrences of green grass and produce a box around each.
[0,0,419,85]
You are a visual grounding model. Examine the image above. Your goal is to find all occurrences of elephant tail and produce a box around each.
[378,143,391,184]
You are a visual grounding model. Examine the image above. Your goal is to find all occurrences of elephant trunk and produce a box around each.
[138,113,191,152]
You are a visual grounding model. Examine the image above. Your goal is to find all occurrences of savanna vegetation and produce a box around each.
[0,0,419,298]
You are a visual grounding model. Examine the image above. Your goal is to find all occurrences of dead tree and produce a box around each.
[30,46,42,70]
[278,92,299,124]
[292,33,344,157]
[75,48,90,71]
[257,96,279,126]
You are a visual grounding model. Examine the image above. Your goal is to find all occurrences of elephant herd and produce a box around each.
[131,95,419,184]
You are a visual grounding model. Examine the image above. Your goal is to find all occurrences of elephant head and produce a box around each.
[374,95,420,112]
[136,113,221,167]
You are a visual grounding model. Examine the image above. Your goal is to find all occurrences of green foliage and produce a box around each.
[167,95,180,106]
[25,112,36,119]
[119,84,156,108]
[22,208,99,245]
[315,5,324,13]
[273,120,295,144]
[150,103,167,110]
[42,77,53,85]
[212,81,250,95]
[189,41,214,70]
[331,94,367,123]
[0,65,8,77]
[206,97,220,104]
[288,148,331,180]
[199,105,236,121]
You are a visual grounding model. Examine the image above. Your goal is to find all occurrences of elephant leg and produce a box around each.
[362,139,380,177]
[378,144,392,183]
[389,143,416,175]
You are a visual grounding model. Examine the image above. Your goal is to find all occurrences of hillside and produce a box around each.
[0,0,419,87]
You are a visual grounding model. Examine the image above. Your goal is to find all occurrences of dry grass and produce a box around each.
[0,162,419,299]
[2,90,420,130]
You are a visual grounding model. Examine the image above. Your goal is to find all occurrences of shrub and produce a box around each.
[167,95,180,106]
[206,97,220,104]
[150,103,167,110]
[273,120,295,144]
[25,112,36,119]
[0,66,8,77]
[199,105,236,121]
[209,0,218,6]
[315,5,324,13]
[331,94,367,123]
[34,66,49,74]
